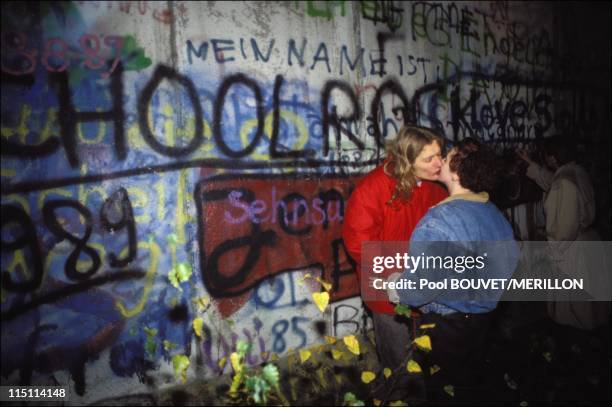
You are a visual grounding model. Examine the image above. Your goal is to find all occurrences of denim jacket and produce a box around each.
[396,192,519,315]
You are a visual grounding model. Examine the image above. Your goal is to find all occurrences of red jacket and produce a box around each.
[342,164,448,314]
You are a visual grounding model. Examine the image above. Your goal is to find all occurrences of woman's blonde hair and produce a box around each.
[383,125,444,204]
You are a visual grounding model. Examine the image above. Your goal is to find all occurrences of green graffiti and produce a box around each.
[305,1,346,20]
[122,35,152,71]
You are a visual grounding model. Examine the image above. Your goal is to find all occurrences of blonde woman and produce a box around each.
[342,125,448,401]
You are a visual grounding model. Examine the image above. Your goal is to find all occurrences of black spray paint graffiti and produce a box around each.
[194,173,357,300]
[1,187,144,321]
[3,61,607,198]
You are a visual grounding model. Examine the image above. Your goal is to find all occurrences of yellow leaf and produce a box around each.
[373,399,382,407]
[331,349,343,360]
[543,352,552,362]
[192,317,204,338]
[303,273,312,280]
[343,335,360,355]
[192,296,211,312]
[300,349,312,363]
[230,352,241,373]
[406,359,422,373]
[361,371,376,384]
[413,335,432,352]
[271,353,279,361]
[172,355,190,384]
[312,291,330,312]
[383,367,392,378]
[324,335,337,345]
[316,277,333,292]
[419,323,436,329]
[389,401,406,406]
[261,351,269,360]
[444,385,455,397]
[430,365,441,375]
[218,357,227,370]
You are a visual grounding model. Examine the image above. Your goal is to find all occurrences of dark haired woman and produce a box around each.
[387,138,519,401]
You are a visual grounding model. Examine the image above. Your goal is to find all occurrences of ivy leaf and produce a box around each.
[444,384,455,397]
[192,317,204,338]
[172,355,190,383]
[312,292,330,312]
[145,335,156,358]
[176,262,192,282]
[262,364,280,390]
[344,392,357,403]
[230,352,242,373]
[419,323,436,329]
[430,365,441,375]
[407,359,422,373]
[413,335,432,352]
[168,268,181,290]
[343,335,360,355]
[236,340,251,356]
[143,327,157,337]
[247,376,270,405]
[163,340,177,351]
[394,303,412,317]
[331,349,343,360]
[300,349,312,363]
[343,392,364,406]
[144,327,157,358]
[192,296,211,312]
[383,367,392,378]
[324,335,337,345]
[361,371,376,384]
[315,276,333,292]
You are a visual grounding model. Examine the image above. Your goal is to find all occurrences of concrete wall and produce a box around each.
[1,1,609,404]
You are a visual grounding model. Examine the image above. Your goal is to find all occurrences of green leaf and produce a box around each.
[166,233,178,245]
[176,262,192,282]
[145,335,156,358]
[262,364,280,389]
[344,392,357,403]
[237,340,251,356]
[394,303,412,317]
[245,376,257,391]
[163,340,177,351]
[343,391,364,406]
[168,268,181,290]
[172,354,190,383]
[143,327,158,337]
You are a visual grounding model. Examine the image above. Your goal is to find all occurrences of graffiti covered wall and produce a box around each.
[2,1,609,403]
